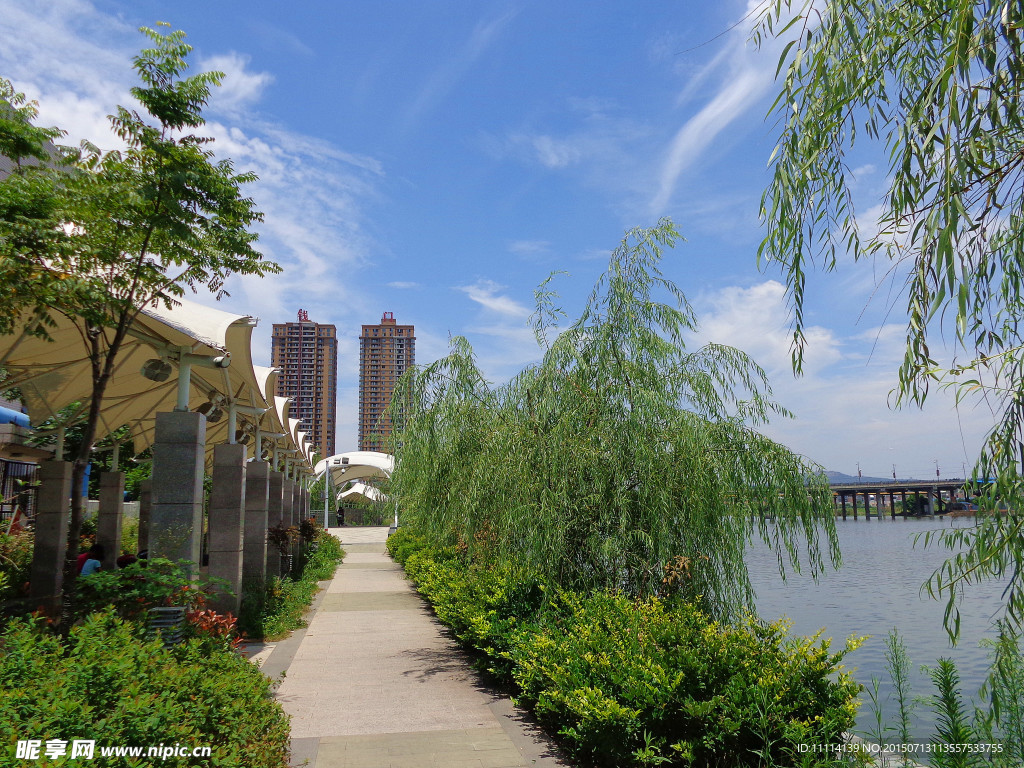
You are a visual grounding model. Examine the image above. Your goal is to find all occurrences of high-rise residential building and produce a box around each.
[270,309,338,458]
[358,312,415,452]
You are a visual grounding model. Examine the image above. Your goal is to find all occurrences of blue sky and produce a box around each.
[0,0,993,478]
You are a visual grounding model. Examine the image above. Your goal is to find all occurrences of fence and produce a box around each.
[1,459,37,527]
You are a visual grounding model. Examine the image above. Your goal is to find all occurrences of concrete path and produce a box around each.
[265,526,568,768]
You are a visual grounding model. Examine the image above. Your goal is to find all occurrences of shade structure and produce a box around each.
[0,296,313,472]
[338,482,386,504]
[314,451,394,502]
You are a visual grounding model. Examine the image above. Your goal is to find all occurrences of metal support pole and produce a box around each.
[323,469,330,528]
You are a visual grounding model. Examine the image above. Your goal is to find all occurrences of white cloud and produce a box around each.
[401,9,518,132]
[508,240,550,255]
[650,0,800,214]
[690,280,990,476]
[201,53,273,116]
[387,281,421,289]
[0,0,388,452]
[694,280,841,378]
[455,279,532,318]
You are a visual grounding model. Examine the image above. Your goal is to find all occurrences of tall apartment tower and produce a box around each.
[270,309,338,458]
[358,312,415,452]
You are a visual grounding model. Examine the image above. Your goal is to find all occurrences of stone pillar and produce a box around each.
[208,443,246,614]
[150,411,206,569]
[282,478,296,576]
[266,471,284,579]
[30,460,72,614]
[241,460,270,585]
[243,460,269,585]
[137,478,152,553]
[292,480,304,562]
[96,471,124,571]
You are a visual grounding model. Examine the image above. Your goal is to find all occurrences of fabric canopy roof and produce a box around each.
[0,296,312,472]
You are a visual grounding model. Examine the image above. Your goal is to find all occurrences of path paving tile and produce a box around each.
[265,526,568,768]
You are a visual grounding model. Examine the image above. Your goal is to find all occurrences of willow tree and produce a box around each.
[756,0,1024,634]
[391,220,836,620]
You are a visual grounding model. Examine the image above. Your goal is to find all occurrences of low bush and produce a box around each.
[0,531,33,601]
[73,558,221,622]
[239,529,344,640]
[0,610,290,767]
[388,528,861,767]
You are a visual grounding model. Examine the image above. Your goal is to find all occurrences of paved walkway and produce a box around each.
[261,526,568,768]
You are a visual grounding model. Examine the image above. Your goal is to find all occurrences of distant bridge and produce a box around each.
[828,479,972,519]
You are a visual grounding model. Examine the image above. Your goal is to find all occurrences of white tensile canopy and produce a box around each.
[314,451,394,487]
[0,295,312,472]
[338,482,387,504]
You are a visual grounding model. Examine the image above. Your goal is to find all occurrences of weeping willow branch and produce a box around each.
[387,220,837,621]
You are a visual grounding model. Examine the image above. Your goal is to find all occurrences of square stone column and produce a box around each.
[30,460,72,614]
[137,478,152,554]
[150,411,206,569]
[266,471,284,579]
[97,471,125,570]
[243,460,269,585]
[208,443,246,614]
[292,481,304,562]
[282,478,295,576]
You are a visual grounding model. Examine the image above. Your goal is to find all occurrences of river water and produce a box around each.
[746,517,1010,741]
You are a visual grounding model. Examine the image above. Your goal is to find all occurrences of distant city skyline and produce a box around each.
[0,0,994,476]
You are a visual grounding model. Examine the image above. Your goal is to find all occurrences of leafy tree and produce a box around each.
[0,81,76,338]
[0,25,280,573]
[756,0,1024,634]
[391,220,838,619]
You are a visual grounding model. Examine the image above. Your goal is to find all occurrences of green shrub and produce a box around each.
[0,611,289,767]
[390,529,861,767]
[120,516,139,556]
[239,530,344,640]
[0,530,33,601]
[72,558,221,622]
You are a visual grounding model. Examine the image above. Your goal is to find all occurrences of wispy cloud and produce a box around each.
[650,0,790,214]
[387,281,421,289]
[0,0,387,373]
[455,279,532,318]
[508,240,550,256]
[401,9,518,132]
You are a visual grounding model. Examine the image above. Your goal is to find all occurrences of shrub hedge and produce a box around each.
[388,528,861,767]
[0,611,290,767]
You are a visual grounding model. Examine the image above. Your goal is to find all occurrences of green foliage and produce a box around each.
[756,0,1024,636]
[926,659,978,768]
[72,558,219,622]
[0,611,289,767]
[885,629,916,757]
[861,626,1023,765]
[0,24,281,564]
[0,530,33,601]
[388,529,861,767]
[239,531,344,640]
[977,622,1024,765]
[391,221,838,620]
[0,80,74,340]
